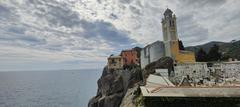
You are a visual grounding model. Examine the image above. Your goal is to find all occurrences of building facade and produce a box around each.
[107,55,124,70]
[121,49,139,65]
[140,41,165,69]
[162,8,196,63]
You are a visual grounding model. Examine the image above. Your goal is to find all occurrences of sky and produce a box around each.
[0,0,240,71]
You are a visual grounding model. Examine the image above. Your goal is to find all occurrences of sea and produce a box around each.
[0,69,102,107]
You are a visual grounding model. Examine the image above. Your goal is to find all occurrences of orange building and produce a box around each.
[121,50,139,65]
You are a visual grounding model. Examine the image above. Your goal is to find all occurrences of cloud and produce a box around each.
[180,0,227,7]
[109,13,118,20]
[177,13,209,45]
[80,20,135,45]
[0,0,137,71]
[119,0,133,4]
[0,5,11,20]
[0,0,240,70]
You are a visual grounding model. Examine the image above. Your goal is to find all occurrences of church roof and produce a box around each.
[164,8,173,16]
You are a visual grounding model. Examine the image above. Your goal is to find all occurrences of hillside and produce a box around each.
[186,40,240,60]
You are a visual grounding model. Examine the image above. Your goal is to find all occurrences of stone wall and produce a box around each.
[174,62,210,83]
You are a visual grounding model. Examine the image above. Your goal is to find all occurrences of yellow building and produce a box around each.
[162,9,195,63]
[107,55,124,70]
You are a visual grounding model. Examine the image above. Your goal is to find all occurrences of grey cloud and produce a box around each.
[0,3,19,22]
[80,20,136,46]
[97,0,102,4]
[43,5,80,27]
[177,13,209,44]
[180,0,227,7]
[71,47,94,51]
[26,0,135,48]
[119,0,133,4]
[26,0,81,28]
[129,5,142,15]
[109,13,118,20]
[46,7,81,27]
[0,30,47,46]
[0,34,47,46]
[7,26,25,34]
[0,5,11,20]
[0,0,240,70]
[0,0,136,53]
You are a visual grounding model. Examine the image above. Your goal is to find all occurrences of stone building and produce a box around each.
[174,62,211,82]
[107,55,123,70]
[140,41,165,69]
[121,49,139,65]
[162,8,196,63]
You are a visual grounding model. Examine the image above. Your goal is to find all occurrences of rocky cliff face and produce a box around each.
[88,66,142,107]
[88,57,174,107]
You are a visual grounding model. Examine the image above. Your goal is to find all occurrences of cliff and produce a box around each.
[88,66,143,107]
[88,57,174,107]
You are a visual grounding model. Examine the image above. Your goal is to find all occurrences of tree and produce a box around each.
[178,40,185,50]
[207,44,221,61]
[196,48,208,62]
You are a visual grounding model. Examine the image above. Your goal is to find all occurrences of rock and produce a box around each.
[119,85,139,107]
[144,57,174,79]
[88,66,142,107]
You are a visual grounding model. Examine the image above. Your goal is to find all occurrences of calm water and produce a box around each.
[0,69,101,107]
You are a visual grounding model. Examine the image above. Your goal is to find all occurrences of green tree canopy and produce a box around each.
[178,39,185,50]
[196,48,208,62]
[207,44,222,61]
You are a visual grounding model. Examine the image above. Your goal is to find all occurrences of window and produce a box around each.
[169,20,174,27]
[131,60,134,64]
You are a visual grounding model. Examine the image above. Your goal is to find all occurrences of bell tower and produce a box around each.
[162,8,178,41]
[162,8,179,58]
[161,8,196,63]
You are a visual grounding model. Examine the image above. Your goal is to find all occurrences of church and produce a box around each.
[141,8,196,68]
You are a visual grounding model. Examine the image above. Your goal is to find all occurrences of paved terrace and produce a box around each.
[141,74,240,107]
[141,86,240,97]
[142,74,240,97]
